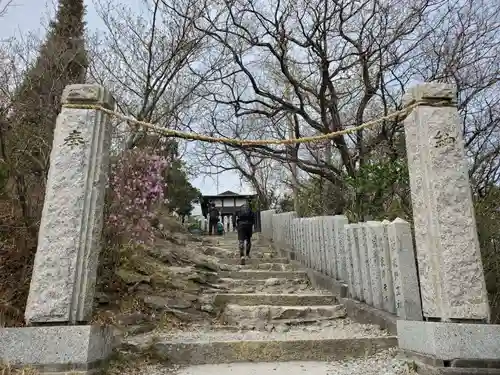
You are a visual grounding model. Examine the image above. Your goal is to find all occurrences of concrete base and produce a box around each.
[340,298,398,335]
[402,350,500,375]
[416,366,500,375]
[398,320,500,361]
[0,325,114,373]
[304,267,348,298]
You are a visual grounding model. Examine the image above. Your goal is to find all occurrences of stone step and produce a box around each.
[214,245,272,251]
[216,246,271,250]
[218,277,308,286]
[218,270,307,280]
[219,257,289,265]
[216,278,311,293]
[214,293,337,306]
[223,254,283,260]
[123,328,397,365]
[217,250,277,255]
[209,249,281,259]
[240,262,300,271]
[168,352,407,375]
[221,304,346,324]
[217,287,317,295]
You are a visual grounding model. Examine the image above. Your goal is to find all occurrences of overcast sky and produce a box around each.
[0,0,253,212]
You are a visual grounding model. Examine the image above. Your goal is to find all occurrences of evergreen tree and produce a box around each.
[6,0,87,229]
[0,0,88,325]
[164,159,200,217]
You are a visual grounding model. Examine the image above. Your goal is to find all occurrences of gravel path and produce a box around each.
[129,349,414,375]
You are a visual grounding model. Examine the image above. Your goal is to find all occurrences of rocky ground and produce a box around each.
[99,225,415,375]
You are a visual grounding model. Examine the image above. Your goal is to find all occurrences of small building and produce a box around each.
[200,191,261,232]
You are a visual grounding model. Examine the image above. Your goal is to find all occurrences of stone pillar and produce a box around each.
[351,224,364,300]
[306,219,313,268]
[0,84,114,372]
[294,218,300,260]
[333,215,348,281]
[299,219,304,264]
[313,217,322,271]
[299,218,305,262]
[358,225,372,305]
[310,218,318,270]
[264,209,276,240]
[322,217,335,277]
[293,218,299,257]
[272,214,278,243]
[403,82,489,322]
[398,82,499,374]
[288,212,297,249]
[380,220,396,314]
[317,217,327,274]
[365,222,384,310]
[25,84,114,325]
[278,215,284,243]
[387,218,422,320]
[344,224,357,299]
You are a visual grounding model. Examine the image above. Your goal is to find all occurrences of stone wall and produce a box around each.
[261,211,422,320]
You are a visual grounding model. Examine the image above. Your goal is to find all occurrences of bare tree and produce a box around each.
[172,0,439,176]
[168,0,500,218]
[88,0,224,149]
[0,0,13,18]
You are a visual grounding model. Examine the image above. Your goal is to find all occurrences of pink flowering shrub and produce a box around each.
[105,147,169,244]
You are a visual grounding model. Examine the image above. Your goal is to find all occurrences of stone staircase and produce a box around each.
[122,233,410,374]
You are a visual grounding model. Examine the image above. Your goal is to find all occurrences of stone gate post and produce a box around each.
[397,82,500,373]
[0,84,115,373]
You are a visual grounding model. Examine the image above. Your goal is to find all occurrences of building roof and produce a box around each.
[218,190,240,196]
[202,190,257,198]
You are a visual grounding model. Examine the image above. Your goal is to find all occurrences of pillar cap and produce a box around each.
[403,82,457,107]
[62,84,115,110]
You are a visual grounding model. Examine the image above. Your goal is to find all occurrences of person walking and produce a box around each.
[232,212,237,231]
[217,219,225,236]
[235,198,255,265]
[208,203,219,236]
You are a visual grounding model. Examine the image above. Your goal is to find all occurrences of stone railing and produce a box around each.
[260,210,422,321]
[260,82,500,372]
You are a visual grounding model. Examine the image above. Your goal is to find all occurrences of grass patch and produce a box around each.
[0,363,38,375]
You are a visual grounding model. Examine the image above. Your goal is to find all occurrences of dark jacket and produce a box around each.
[236,204,255,226]
[209,207,219,221]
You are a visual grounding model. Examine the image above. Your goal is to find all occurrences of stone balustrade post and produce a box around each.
[387,218,422,321]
